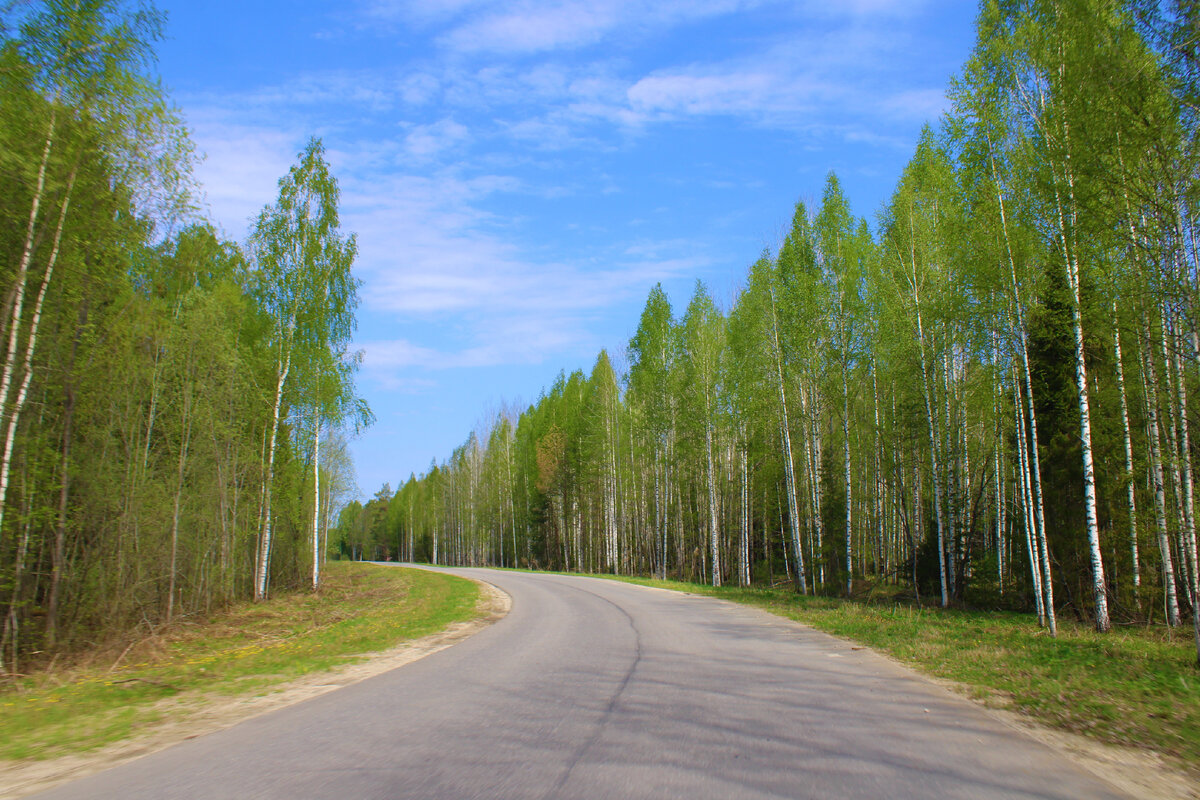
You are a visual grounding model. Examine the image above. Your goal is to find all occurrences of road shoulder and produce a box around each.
[680,585,1200,800]
[0,579,510,800]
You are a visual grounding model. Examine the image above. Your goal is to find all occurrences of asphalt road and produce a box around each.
[31,568,1127,799]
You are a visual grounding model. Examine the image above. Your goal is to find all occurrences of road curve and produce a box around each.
[30,568,1126,799]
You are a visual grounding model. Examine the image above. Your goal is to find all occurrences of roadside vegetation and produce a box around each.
[0,564,478,760]
[610,574,1200,769]
[0,2,368,678]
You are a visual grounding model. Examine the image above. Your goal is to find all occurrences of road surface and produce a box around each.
[30,568,1126,799]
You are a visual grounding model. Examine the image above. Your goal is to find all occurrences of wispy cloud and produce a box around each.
[367,0,771,54]
[364,0,927,55]
[403,118,471,160]
[172,0,970,492]
[880,88,950,123]
[362,315,584,371]
[184,0,957,394]
[187,112,303,237]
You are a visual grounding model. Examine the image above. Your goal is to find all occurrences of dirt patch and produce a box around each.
[981,703,1200,800]
[873,643,1200,799]
[880,652,1200,800]
[0,579,509,799]
[703,591,1200,800]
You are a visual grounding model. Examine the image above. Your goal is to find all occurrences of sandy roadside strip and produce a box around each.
[0,579,510,800]
[980,703,1199,800]
[623,583,1199,800]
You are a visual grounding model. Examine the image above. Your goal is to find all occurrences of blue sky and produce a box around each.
[154,0,978,499]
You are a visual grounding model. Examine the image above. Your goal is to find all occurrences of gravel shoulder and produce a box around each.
[0,579,510,800]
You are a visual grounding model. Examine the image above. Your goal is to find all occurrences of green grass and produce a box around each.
[603,574,1200,767]
[0,563,480,760]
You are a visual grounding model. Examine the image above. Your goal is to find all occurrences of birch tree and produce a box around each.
[881,128,957,608]
[250,137,356,600]
[680,282,726,586]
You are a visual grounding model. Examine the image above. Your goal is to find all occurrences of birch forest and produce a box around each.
[0,2,365,673]
[339,0,1200,652]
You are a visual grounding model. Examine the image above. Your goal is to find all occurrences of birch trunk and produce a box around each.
[0,166,74,550]
[843,358,853,596]
[1169,323,1198,612]
[992,144,1054,628]
[312,416,321,590]
[801,383,825,588]
[740,438,751,586]
[655,449,665,579]
[915,303,949,608]
[872,359,886,584]
[993,334,1005,591]
[505,428,517,569]
[705,415,721,587]
[1019,332,1057,636]
[944,348,958,597]
[1112,308,1140,599]
[1140,325,1180,626]
[1052,116,1110,630]
[167,387,194,622]
[0,110,58,550]
[256,332,293,601]
[768,289,807,593]
[1014,383,1046,624]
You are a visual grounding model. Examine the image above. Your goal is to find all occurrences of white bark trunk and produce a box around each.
[1052,113,1110,631]
[843,359,853,596]
[915,303,949,608]
[705,414,721,587]
[1112,310,1140,597]
[740,439,750,586]
[256,335,293,601]
[992,142,1054,628]
[0,113,58,542]
[168,387,193,622]
[0,169,73,551]
[312,416,321,590]
[1140,325,1180,626]
[1014,383,1046,624]
[1019,331,1057,636]
[1169,323,1198,609]
[769,289,807,593]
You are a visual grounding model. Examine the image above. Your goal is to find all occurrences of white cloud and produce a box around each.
[351,184,701,315]
[404,118,471,159]
[880,88,949,123]
[628,71,787,116]
[365,0,490,25]
[443,3,621,54]
[808,0,927,17]
[365,0,925,58]
[180,0,954,386]
[365,0,770,54]
[362,314,585,370]
[186,113,304,238]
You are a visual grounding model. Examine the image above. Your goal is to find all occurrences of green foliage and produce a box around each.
[0,3,364,671]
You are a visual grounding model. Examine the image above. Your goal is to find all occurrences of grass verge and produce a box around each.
[606,575,1200,767]
[0,563,479,760]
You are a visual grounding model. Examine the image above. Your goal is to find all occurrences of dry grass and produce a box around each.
[0,563,479,760]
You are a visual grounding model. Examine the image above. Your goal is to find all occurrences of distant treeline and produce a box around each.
[0,2,364,673]
[337,1,1199,654]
